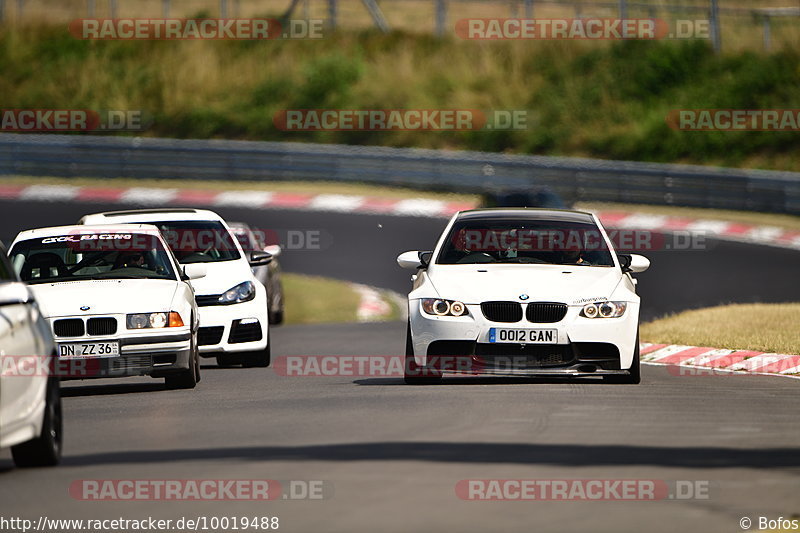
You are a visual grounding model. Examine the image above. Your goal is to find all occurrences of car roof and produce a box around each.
[80,208,225,224]
[13,224,161,241]
[456,208,596,224]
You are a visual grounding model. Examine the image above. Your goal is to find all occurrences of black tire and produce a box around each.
[270,309,284,326]
[11,377,62,467]
[242,340,271,368]
[165,341,199,390]
[403,323,441,385]
[604,335,641,384]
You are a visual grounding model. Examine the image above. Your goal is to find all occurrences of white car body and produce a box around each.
[8,224,201,388]
[397,208,650,384]
[0,245,61,467]
[79,209,271,367]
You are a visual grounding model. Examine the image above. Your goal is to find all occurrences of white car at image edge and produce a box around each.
[79,209,273,368]
[0,243,61,467]
[397,208,650,385]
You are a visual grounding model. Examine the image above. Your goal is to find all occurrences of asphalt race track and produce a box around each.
[1,198,799,532]
[2,198,800,321]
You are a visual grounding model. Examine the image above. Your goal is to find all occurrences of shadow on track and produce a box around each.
[61,382,166,397]
[354,377,611,386]
[59,442,800,470]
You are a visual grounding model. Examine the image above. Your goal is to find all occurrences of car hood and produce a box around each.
[183,259,253,295]
[29,279,179,318]
[427,264,623,305]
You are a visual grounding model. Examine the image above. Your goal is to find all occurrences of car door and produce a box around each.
[0,247,50,445]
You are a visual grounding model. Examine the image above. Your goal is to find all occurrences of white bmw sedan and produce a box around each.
[8,224,203,389]
[397,208,650,385]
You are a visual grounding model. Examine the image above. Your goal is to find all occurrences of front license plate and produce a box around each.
[489,328,557,344]
[58,342,120,358]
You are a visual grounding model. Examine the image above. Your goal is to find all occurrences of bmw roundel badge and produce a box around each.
[80,306,90,311]
[519,294,529,301]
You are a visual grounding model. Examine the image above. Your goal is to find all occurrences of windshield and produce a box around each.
[10,232,177,284]
[437,219,615,266]
[147,220,242,264]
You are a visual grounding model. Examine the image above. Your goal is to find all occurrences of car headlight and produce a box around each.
[218,281,256,305]
[421,299,469,317]
[580,301,627,319]
[127,311,185,329]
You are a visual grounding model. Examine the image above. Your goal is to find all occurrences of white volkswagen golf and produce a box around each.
[8,224,202,389]
[80,209,272,368]
[397,208,650,385]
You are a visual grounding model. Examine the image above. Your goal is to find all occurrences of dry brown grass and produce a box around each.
[641,303,800,354]
[577,202,800,232]
[3,0,798,51]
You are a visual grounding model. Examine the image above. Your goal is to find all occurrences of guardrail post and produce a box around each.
[87,0,95,17]
[161,0,170,17]
[618,0,627,20]
[524,0,533,18]
[0,0,5,24]
[328,0,337,29]
[762,16,771,51]
[16,0,23,22]
[435,0,446,36]
[220,0,228,18]
[109,0,118,18]
[709,0,721,52]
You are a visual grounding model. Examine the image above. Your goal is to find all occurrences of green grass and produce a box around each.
[641,303,800,354]
[2,26,800,171]
[282,273,362,325]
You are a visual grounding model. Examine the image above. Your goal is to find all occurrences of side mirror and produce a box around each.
[249,251,272,267]
[619,253,650,273]
[263,244,282,259]
[629,254,650,273]
[397,251,422,270]
[0,282,33,306]
[397,250,433,270]
[183,264,207,280]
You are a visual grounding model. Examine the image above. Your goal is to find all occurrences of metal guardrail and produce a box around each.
[0,133,799,214]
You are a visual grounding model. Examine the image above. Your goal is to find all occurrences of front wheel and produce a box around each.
[11,377,62,467]
[403,323,441,385]
[604,336,641,384]
[242,341,271,368]
[165,341,199,389]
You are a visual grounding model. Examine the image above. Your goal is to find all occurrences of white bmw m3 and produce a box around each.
[397,208,650,384]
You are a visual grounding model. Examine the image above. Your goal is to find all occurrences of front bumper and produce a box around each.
[194,297,269,356]
[55,331,193,380]
[408,300,639,376]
